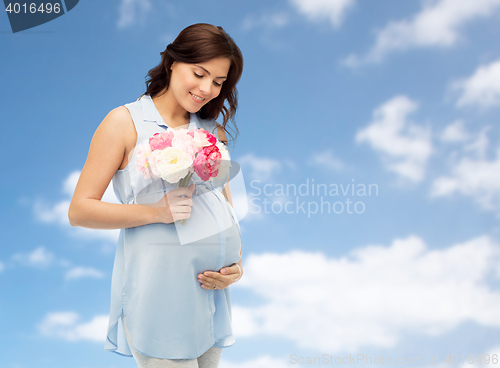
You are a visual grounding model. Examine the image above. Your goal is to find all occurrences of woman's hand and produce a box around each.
[197,263,243,290]
[148,184,195,224]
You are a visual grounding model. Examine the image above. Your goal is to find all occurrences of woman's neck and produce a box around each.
[152,89,190,129]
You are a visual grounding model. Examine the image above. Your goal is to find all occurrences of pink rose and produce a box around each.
[149,130,174,151]
[191,128,217,148]
[172,130,197,159]
[200,129,217,145]
[135,142,152,179]
[193,145,222,181]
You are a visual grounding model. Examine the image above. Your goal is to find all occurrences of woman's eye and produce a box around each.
[194,71,221,87]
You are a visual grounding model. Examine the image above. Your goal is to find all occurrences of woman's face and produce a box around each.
[169,57,231,113]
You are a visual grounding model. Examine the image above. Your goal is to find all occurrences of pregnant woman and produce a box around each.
[68,23,244,368]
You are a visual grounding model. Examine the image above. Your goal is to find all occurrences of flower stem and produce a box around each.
[176,172,194,225]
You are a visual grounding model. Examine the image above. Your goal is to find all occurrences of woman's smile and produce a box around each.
[189,92,206,103]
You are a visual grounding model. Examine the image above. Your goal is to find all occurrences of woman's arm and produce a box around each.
[68,107,188,229]
[197,125,244,289]
[214,127,241,260]
[222,181,233,208]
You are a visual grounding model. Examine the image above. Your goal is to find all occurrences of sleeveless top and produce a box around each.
[103,94,243,359]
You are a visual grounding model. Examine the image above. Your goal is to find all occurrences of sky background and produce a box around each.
[2,0,500,367]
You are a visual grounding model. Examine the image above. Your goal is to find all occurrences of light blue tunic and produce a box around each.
[104,94,243,359]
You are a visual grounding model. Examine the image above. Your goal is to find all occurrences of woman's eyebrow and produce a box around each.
[195,65,227,79]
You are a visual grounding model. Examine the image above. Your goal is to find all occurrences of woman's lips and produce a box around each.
[190,92,205,104]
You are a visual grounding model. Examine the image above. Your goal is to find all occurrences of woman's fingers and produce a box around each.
[170,199,192,221]
[220,264,241,278]
[199,278,219,289]
[198,273,220,289]
[171,210,191,221]
[168,192,193,202]
[176,183,195,197]
[197,268,240,290]
[161,184,196,222]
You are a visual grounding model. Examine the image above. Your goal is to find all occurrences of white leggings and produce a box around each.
[122,316,223,368]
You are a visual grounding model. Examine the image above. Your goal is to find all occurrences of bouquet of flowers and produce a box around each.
[135,127,230,224]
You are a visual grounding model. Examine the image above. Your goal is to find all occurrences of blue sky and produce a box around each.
[2,0,500,367]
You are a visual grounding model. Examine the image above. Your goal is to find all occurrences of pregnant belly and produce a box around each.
[123,188,242,287]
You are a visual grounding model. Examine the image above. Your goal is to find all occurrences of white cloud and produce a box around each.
[72,227,120,244]
[308,149,344,171]
[32,167,80,226]
[484,347,500,364]
[355,95,433,182]
[65,267,105,281]
[232,235,500,352]
[289,0,355,27]
[34,199,72,226]
[220,355,290,368]
[238,153,282,181]
[38,312,109,342]
[12,246,55,268]
[431,141,500,212]
[452,58,500,109]
[241,12,290,32]
[440,120,470,143]
[232,192,251,223]
[117,0,152,29]
[9,246,104,280]
[344,0,500,66]
[33,170,120,243]
[464,126,491,158]
[420,346,500,368]
[63,170,80,197]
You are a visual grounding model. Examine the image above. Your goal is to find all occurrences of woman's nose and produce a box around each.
[199,79,212,96]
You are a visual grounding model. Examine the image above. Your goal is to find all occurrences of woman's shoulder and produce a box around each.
[94,106,135,149]
[102,106,133,128]
[108,96,142,120]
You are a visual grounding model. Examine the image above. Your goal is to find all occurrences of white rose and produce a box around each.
[149,147,193,183]
[192,130,212,148]
[171,129,196,158]
[148,150,161,177]
[216,141,230,162]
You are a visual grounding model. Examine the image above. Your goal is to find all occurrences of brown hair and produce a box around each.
[141,23,243,145]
